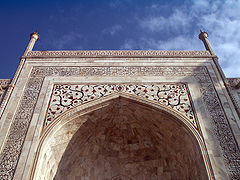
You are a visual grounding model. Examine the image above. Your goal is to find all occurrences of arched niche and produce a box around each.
[30,93,212,180]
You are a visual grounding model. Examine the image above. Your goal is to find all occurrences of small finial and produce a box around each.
[198,30,208,40]
[23,31,40,56]
[198,30,215,55]
[30,31,40,41]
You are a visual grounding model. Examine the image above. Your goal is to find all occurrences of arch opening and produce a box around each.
[33,96,209,180]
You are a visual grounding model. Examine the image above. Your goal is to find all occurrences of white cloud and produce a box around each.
[135,0,240,77]
[139,9,191,33]
[147,35,202,50]
[194,0,240,77]
[120,35,202,51]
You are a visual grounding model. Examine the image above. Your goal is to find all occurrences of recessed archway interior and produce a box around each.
[35,97,208,180]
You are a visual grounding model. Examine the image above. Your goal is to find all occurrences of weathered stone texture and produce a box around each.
[227,78,240,117]
[44,98,208,180]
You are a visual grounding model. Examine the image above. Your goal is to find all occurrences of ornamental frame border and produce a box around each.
[0,65,239,179]
[26,50,212,58]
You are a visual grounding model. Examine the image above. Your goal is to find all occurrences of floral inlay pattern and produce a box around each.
[45,83,195,131]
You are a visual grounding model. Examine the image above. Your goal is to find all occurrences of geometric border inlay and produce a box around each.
[27,50,212,58]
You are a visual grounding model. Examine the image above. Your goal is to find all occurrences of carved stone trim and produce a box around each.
[26,50,212,58]
[226,78,240,119]
[44,83,196,132]
[0,79,11,88]
[0,66,239,179]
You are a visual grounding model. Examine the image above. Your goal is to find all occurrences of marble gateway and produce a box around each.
[0,31,239,180]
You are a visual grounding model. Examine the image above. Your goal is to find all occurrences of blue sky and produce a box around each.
[0,0,240,78]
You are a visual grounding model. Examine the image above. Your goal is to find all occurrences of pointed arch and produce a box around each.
[30,93,214,179]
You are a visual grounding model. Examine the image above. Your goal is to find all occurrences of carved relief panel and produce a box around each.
[44,83,197,133]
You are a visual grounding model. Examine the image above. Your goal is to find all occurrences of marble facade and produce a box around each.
[0,32,239,179]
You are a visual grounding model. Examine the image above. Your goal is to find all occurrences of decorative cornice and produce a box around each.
[26,50,212,58]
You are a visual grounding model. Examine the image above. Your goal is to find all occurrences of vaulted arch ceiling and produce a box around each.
[34,97,209,180]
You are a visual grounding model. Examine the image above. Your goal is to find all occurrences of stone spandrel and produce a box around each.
[44,83,196,133]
